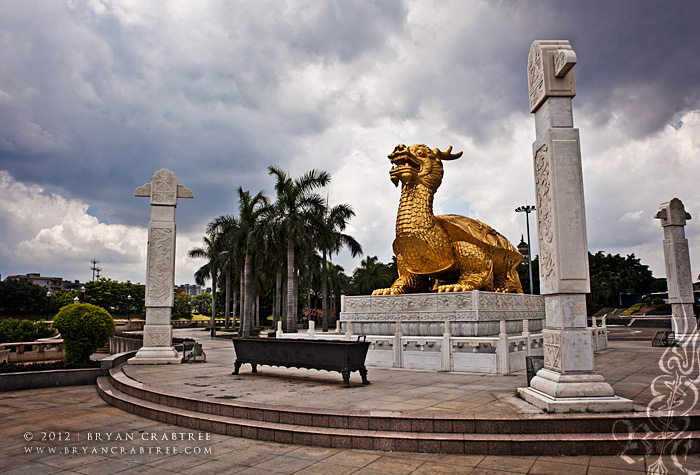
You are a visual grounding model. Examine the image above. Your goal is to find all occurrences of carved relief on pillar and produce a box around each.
[144,327,171,347]
[151,169,178,206]
[528,43,545,112]
[553,49,577,77]
[543,330,562,370]
[534,145,555,282]
[527,40,576,113]
[147,227,174,306]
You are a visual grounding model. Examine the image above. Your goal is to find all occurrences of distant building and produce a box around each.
[5,273,83,292]
[176,284,207,297]
[517,235,530,264]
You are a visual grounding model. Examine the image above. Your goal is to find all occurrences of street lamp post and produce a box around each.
[46,291,52,319]
[73,296,80,304]
[127,295,132,321]
[515,205,536,294]
[80,286,86,302]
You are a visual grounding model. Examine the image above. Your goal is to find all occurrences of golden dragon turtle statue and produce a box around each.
[373,144,523,295]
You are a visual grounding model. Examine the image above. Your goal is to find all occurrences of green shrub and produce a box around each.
[655,304,670,313]
[35,321,56,339]
[0,319,36,343]
[0,319,56,343]
[621,303,644,316]
[53,303,115,364]
[652,298,664,306]
[267,331,276,338]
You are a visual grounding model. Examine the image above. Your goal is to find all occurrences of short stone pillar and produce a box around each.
[276,320,283,338]
[129,169,193,365]
[518,40,632,411]
[655,198,697,342]
[441,320,452,371]
[393,321,403,368]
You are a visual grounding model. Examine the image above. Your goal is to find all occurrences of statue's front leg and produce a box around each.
[372,255,429,295]
[437,242,493,292]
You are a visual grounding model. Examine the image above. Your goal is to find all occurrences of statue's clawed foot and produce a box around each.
[372,287,406,295]
[437,283,476,292]
[493,285,523,293]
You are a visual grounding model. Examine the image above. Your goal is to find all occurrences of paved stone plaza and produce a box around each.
[2,328,700,474]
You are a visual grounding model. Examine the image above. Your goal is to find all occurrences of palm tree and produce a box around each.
[351,256,396,295]
[207,215,240,329]
[327,262,350,325]
[316,202,362,331]
[188,233,221,337]
[236,187,269,337]
[257,206,287,330]
[268,166,330,333]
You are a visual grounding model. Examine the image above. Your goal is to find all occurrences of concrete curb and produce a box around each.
[0,351,137,392]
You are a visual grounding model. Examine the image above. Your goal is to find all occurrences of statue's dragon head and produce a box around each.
[388,144,463,191]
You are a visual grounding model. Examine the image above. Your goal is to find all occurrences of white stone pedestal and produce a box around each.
[518,40,632,412]
[129,169,193,365]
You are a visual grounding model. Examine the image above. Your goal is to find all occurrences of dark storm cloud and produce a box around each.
[0,1,412,232]
[543,0,700,137]
[1,0,699,281]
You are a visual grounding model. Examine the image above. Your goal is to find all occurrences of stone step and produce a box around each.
[105,366,699,436]
[97,366,699,455]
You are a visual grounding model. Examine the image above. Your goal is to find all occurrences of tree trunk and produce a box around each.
[224,266,231,329]
[255,294,260,328]
[243,253,253,337]
[282,271,287,332]
[286,237,297,333]
[321,250,328,332]
[307,275,312,328]
[210,268,217,338]
[232,289,238,330]
[239,268,245,335]
[275,267,282,327]
[293,268,299,332]
[331,292,336,323]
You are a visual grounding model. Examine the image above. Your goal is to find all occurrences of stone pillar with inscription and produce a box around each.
[654,198,697,342]
[518,41,633,411]
[129,169,193,365]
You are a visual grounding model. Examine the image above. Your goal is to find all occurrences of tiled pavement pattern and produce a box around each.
[123,329,684,414]
[2,385,699,474]
[1,328,699,474]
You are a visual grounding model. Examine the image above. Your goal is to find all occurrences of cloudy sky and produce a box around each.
[1,0,699,287]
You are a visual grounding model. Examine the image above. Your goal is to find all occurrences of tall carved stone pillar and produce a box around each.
[518,41,632,411]
[655,198,697,342]
[129,169,193,365]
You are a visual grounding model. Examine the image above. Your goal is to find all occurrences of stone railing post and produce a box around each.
[497,320,509,374]
[522,319,531,356]
[129,169,193,365]
[519,41,632,411]
[393,321,403,368]
[441,320,452,371]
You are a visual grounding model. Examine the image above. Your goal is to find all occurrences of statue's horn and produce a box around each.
[433,146,463,161]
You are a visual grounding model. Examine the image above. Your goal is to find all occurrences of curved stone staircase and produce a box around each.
[97,364,699,456]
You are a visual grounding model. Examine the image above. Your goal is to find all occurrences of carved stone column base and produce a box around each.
[128,346,181,365]
[519,368,633,412]
[672,303,697,344]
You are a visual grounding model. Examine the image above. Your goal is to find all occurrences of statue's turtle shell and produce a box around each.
[435,214,521,257]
